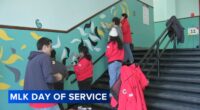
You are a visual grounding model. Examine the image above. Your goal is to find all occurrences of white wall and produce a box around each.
[153,0,167,22]
[153,0,199,22]
[0,0,120,31]
[166,0,176,19]
[176,0,199,18]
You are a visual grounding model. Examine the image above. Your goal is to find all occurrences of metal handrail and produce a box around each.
[146,35,175,77]
[138,27,169,65]
[138,23,176,77]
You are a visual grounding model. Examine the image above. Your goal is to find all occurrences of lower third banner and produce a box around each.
[8,90,110,103]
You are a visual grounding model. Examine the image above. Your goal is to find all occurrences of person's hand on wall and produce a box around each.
[73,53,79,58]
[66,64,73,69]
[54,73,63,81]
[72,61,78,66]
[70,54,78,65]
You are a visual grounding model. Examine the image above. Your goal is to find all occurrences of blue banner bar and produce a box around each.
[8,90,110,103]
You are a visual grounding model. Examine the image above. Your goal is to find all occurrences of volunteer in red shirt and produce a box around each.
[74,46,93,90]
[105,28,124,88]
[121,13,134,64]
[73,46,93,110]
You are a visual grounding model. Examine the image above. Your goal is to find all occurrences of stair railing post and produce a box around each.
[156,41,160,77]
[199,32,200,48]
[173,35,177,49]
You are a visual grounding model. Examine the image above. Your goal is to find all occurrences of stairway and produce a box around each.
[136,48,200,110]
[91,70,110,110]
[91,48,200,110]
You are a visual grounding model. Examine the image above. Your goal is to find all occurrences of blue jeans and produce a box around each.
[123,43,134,63]
[34,105,60,110]
[108,61,122,88]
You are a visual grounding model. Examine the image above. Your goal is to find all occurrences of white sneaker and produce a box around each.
[87,107,92,110]
[78,106,83,110]
[109,93,113,97]
[81,107,87,110]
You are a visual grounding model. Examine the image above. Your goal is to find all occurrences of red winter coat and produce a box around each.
[74,57,93,81]
[118,64,148,110]
[105,42,124,63]
[121,19,132,43]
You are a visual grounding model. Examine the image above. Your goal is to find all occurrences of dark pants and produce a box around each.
[67,78,93,109]
[54,82,64,110]
[78,77,92,90]
[78,77,92,108]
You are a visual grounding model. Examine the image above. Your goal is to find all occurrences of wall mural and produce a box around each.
[0,0,130,109]
[0,30,14,41]
[0,0,130,88]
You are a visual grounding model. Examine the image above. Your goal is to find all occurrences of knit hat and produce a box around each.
[109,28,118,37]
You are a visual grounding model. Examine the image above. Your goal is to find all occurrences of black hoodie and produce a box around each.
[24,51,55,90]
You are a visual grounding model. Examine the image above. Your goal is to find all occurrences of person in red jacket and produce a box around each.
[74,46,93,90]
[73,46,93,110]
[105,28,124,88]
[121,13,134,64]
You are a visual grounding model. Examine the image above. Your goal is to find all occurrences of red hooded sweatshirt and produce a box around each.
[121,19,132,43]
[74,57,93,81]
[105,42,124,63]
[114,64,148,110]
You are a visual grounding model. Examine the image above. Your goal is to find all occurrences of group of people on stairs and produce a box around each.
[24,13,148,110]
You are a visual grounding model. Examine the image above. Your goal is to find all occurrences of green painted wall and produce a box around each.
[155,17,199,48]
[0,0,154,109]
[132,1,155,48]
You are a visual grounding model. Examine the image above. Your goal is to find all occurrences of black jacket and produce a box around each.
[51,59,68,82]
[166,16,184,43]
